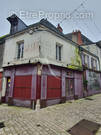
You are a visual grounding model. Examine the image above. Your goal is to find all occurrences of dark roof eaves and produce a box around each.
[6,20,80,48]
[5,22,40,39]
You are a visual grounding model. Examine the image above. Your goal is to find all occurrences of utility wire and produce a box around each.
[81,4,101,35]
[61,0,97,41]
[76,10,97,38]
[60,0,99,41]
[59,0,87,24]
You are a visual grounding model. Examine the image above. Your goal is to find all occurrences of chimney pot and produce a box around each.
[57,23,63,33]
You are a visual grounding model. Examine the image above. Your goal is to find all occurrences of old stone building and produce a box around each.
[0,14,101,109]
[1,14,84,108]
[0,35,8,101]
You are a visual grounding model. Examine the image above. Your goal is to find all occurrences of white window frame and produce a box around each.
[17,41,24,59]
[56,43,62,61]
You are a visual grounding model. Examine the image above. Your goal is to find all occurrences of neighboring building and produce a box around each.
[0,35,8,102]
[65,31,101,71]
[65,31,101,96]
[2,14,83,108]
[81,44,101,71]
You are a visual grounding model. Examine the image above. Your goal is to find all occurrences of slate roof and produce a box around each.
[96,41,101,48]
[65,33,94,45]
[28,18,67,38]
[0,15,93,47]
[0,15,99,64]
[40,19,64,37]
[5,16,73,45]
[0,16,73,47]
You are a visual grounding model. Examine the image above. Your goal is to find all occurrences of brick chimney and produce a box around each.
[57,24,63,33]
[72,30,83,45]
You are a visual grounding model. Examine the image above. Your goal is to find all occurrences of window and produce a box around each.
[91,58,94,69]
[91,58,97,70]
[66,71,73,76]
[81,53,84,65]
[17,42,24,59]
[87,55,89,68]
[56,44,62,61]
[11,21,18,34]
[83,54,89,68]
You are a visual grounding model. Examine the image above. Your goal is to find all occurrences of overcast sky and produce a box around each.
[0,0,101,42]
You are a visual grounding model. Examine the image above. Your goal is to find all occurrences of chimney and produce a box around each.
[72,30,83,45]
[57,24,63,33]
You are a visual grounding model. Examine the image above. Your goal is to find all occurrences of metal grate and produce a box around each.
[67,119,101,135]
[0,122,5,129]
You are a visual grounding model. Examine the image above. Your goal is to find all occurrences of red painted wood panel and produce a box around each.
[0,73,2,78]
[13,76,32,100]
[47,76,61,99]
[36,75,41,99]
[0,72,2,91]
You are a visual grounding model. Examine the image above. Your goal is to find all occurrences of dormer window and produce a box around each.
[7,14,27,34]
[17,41,24,59]
[7,16,18,34]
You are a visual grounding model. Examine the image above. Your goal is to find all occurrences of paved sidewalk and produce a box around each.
[0,94,101,134]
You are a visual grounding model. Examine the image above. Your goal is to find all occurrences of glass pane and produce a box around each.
[65,78,69,96]
[70,79,74,96]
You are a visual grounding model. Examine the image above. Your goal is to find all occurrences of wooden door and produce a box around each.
[65,78,74,97]
[65,78,69,97]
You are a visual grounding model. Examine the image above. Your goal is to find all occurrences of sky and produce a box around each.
[0,0,101,42]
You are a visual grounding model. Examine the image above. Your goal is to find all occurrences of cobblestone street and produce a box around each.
[0,94,101,135]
